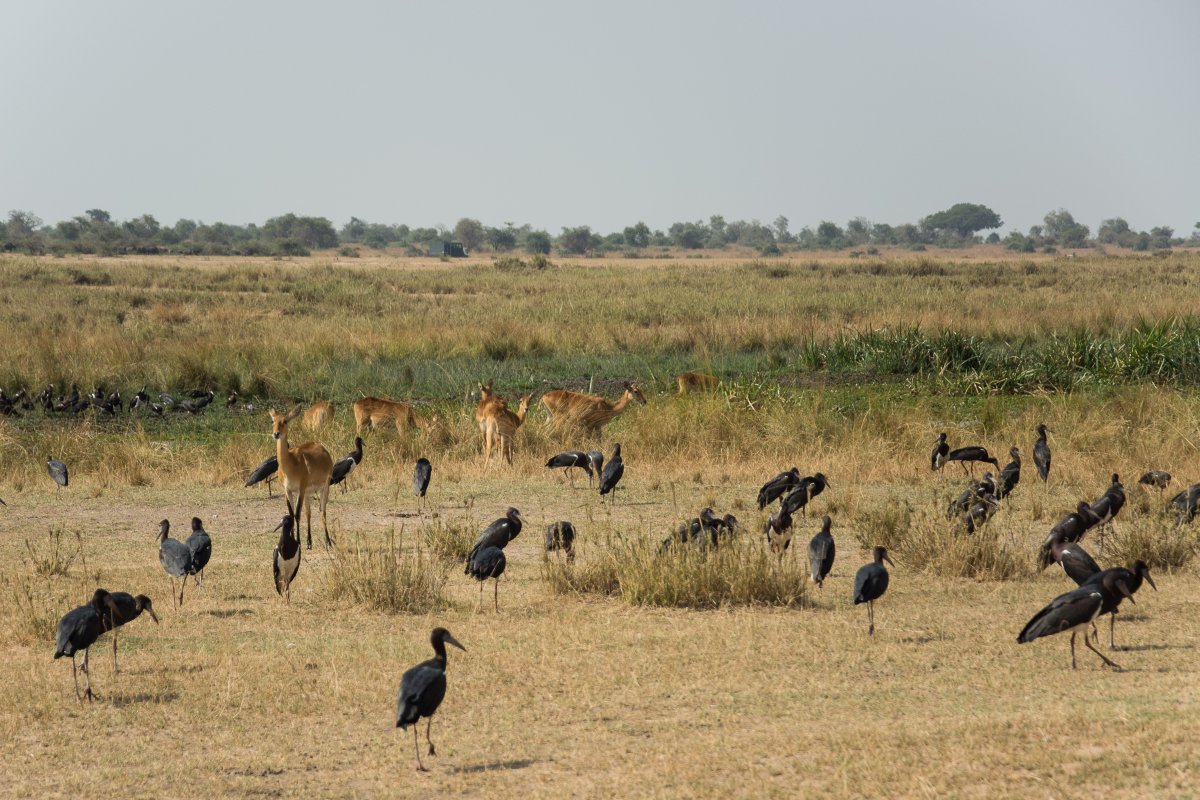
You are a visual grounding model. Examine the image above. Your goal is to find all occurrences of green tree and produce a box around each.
[1097,217,1130,244]
[816,221,844,247]
[524,230,552,254]
[1041,208,1089,247]
[453,217,485,252]
[486,224,517,252]
[622,221,651,248]
[772,215,791,243]
[558,226,598,255]
[921,203,1002,237]
[1149,226,1174,249]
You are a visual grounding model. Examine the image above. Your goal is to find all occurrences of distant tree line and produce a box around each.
[2,203,1196,257]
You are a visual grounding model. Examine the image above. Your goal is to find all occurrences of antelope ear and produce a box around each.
[268,408,278,419]
[285,404,303,422]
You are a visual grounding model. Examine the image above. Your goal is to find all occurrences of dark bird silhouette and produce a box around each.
[272,515,301,603]
[997,447,1021,500]
[226,391,239,409]
[780,472,830,526]
[150,402,164,416]
[1016,571,1131,670]
[245,454,279,497]
[764,506,794,556]
[808,515,835,588]
[1054,540,1101,585]
[413,457,432,509]
[465,507,523,572]
[964,493,998,535]
[1033,423,1051,482]
[545,451,593,486]
[468,546,507,611]
[100,591,158,672]
[544,521,576,562]
[54,589,112,701]
[329,437,364,494]
[853,546,894,635]
[946,446,1000,477]
[396,627,466,772]
[1037,502,1102,570]
[758,467,801,510]
[130,387,150,411]
[1089,474,1126,555]
[178,390,215,414]
[586,450,604,479]
[682,508,727,550]
[1138,470,1171,493]
[156,519,193,607]
[1081,561,1157,650]
[185,517,212,586]
[47,457,69,491]
[947,473,995,519]
[1170,482,1200,525]
[598,443,624,501]
[931,432,949,476]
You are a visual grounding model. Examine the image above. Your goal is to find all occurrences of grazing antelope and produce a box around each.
[676,372,719,394]
[303,400,335,429]
[353,397,419,435]
[270,406,335,549]
[540,382,646,434]
[485,395,532,465]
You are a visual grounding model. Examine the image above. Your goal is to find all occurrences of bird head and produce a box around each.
[136,595,160,623]
[821,515,832,532]
[1038,423,1049,436]
[815,472,830,487]
[432,627,466,652]
[191,517,203,532]
[156,519,170,541]
[1133,560,1157,590]
[874,546,894,567]
[273,515,294,535]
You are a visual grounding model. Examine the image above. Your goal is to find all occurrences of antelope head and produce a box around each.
[270,405,304,440]
[624,382,647,405]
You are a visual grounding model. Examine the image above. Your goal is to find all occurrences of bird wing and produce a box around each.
[808,533,833,578]
[396,662,444,727]
[330,456,353,484]
[1060,544,1100,586]
[246,456,279,486]
[1017,587,1101,643]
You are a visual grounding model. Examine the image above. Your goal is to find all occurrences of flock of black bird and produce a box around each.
[28,388,1196,771]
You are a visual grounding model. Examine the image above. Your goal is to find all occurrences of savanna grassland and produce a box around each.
[2,250,1200,799]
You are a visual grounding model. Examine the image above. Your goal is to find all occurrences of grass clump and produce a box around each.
[24,526,83,577]
[324,528,448,613]
[1104,517,1197,571]
[854,505,1030,580]
[542,534,807,609]
[418,517,477,565]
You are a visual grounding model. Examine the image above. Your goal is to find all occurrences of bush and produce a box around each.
[275,239,311,257]
[324,529,449,613]
[418,518,476,565]
[338,246,361,258]
[1105,516,1196,571]
[541,533,807,609]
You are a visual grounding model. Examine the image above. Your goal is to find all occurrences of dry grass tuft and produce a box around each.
[418,517,477,565]
[323,528,449,613]
[543,534,807,609]
[1105,516,1198,571]
[23,526,83,577]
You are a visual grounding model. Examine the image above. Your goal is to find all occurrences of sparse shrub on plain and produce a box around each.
[419,518,476,566]
[24,526,83,577]
[324,529,449,613]
[854,505,1029,580]
[1105,516,1197,572]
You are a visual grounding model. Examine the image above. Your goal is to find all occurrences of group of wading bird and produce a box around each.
[37,375,1195,771]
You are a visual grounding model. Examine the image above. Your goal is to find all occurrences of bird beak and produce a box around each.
[1145,574,1158,591]
[273,520,285,532]
[147,607,160,624]
[444,634,466,652]
[884,555,896,568]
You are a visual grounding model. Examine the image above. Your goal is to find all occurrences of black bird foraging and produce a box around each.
[157,519,194,607]
[1088,474,1126,556]
[101,592,159,672]
[544,521,577,562]
[586,450,604,479]
[853,546,894,635]
[54,589,112,701]
[47,457,69,490]
[1037,502,1101,570]
[273,515,301,603]
[1033,424,1051,482]
[468,546,507,611]
[758,467,801,510]
[1170,482,1200,525]
[545,451,593,486]
[465,507,524,573]
[780,472,830,526]
[245,454,280,498]
[1016,571,1132,670]
[599,443,624,501]
[808,515,835,588]
[396,627,466,772]
[329,437,364,494]
[1138,470,1171,492]
[946,446,1000,477]
[185,517,212,587]
[413,457,432,508]
[931,432,949,476]
[764,506,794,557]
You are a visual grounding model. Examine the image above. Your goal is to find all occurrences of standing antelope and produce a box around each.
[485,395,532,465]
[474,380,504,454]
[270,406,335,549]
[676,372,719,394]
[540,382,646,434]
[353,397,422,435]
[304,400,335,429]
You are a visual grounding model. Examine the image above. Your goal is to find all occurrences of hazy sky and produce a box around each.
[4,1,1197,235]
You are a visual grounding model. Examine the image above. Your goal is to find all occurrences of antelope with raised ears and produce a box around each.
[270,405,335,550]
[474,380,504,454]
[485,394,532,465]
[353,396,431,435]
[540,381,647,434]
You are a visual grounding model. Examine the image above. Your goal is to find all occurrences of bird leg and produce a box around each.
[413,726,427,772]
[1110,611,1118,651]
[494,578,500,612]
[867,602,875,636]
[70,654,82,701]
[1084,633,1123,671]
[477,581,484,612]
[112,627,120,673]
[178,573,188,607]
[426,718,436,756]
[82,648,94,701]
[1070,631,1077,669]
[169,577,177,608]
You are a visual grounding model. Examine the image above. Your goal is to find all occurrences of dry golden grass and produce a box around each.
[3,252,1200,797]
